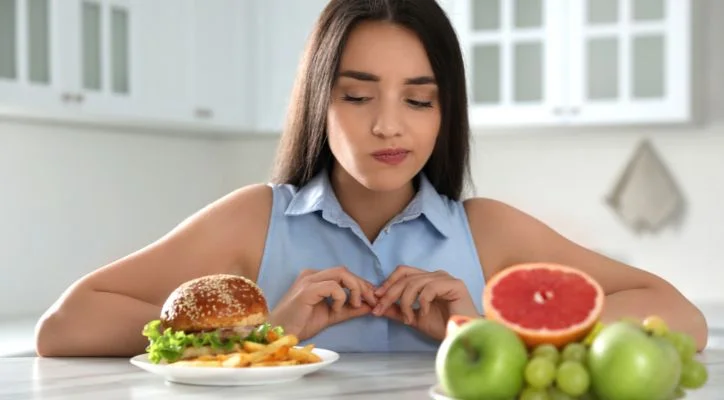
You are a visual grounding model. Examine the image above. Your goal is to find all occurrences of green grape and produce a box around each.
[665,331,697,360]
[547,387,575,400]
[679,358,708,389]
[561,342,587,363]
[578,391,599,400]
[525,357,557,389]
[642,315,669,336]
[519,386,551,400]
[555,360,590,397]
[669,386,686,399]
[532,343,560,365]
[679,333,698,359]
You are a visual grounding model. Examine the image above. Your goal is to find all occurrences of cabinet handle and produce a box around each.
[74,93,85,103]
[61,92,74,103]
[552,107,582,116]
[195,108,213,119]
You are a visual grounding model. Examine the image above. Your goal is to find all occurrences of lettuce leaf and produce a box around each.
[141,320,285,364]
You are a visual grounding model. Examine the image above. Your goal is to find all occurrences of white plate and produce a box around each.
[130,347,339,386]
[428,384,457,400]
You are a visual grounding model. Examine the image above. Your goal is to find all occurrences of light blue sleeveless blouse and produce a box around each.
[256,170,485,352]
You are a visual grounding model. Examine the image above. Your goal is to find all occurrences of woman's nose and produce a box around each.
[371,101,403,138]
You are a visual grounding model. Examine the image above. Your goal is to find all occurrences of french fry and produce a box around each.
[222,352,254,368]
[289,347,322,364]
[169,334,321,369]
[242,341,266,353]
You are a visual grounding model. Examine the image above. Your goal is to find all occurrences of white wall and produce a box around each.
[0,121,239,318]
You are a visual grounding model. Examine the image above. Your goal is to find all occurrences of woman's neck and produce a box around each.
[329,166,416,242]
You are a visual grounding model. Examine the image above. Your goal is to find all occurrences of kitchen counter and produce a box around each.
[1,350,723,399]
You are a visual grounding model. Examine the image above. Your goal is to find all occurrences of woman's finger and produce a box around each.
[375,265,423,296]
[398,275,436,324]
[381,303,406,324]
[417,282,444,317]
[374,274,420,317]
[330,302,374,325]
[306,281,347,312]
[305,266,375,308]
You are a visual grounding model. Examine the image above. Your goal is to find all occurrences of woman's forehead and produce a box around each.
[338,21,434,80]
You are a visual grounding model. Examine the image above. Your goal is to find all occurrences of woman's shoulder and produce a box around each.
[193,183,275,280]
[461,197,549,278]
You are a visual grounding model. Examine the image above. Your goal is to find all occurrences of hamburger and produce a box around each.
[141,274,284,364]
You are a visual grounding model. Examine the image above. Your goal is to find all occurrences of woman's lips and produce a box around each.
[371,149,410,165]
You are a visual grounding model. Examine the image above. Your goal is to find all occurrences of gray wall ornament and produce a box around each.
[605,138,687,235]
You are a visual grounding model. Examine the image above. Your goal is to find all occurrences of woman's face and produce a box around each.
[327,21,441,192]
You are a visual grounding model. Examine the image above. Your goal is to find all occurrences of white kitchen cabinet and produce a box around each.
[0,0,256,134]
[446,0,566,127]
[0,0,67,114]
[0,0,188,125]
[251,0,329,133]
[0,0,139,118]
[61,0,138,119]
[566,0,690,124]
[187,0,254,131]
[447,0,692,128]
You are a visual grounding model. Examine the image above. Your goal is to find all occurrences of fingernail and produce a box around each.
[375,288,384,296]
[373,305,382,315]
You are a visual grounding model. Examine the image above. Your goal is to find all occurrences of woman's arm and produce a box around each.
[464,198,709,351]
[35,184,272,357]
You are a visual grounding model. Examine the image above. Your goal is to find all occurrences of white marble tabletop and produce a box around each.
[1,350,724,400]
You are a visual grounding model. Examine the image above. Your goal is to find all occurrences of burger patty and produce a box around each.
[187,324,258,338]
[179,326,256,360]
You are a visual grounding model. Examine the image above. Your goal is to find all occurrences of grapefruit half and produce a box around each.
[482,262,605,348]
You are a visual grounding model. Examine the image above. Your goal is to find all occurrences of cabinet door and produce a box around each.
[253,0,329,133]
[188,0,253,132]
[64,0,138,118]
[449,0,567,128]
[567,0,691,124]
[0,0,69,115]
[127,0,193,125]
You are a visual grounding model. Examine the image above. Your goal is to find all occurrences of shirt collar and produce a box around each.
[284,170,452,238]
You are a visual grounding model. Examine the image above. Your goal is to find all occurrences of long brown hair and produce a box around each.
[271,0,471,200]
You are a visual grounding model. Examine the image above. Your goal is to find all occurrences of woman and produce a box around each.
[35,0,708,356]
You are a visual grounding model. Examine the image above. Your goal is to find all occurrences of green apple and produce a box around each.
[436,319,527,400]
[587,321,682,400]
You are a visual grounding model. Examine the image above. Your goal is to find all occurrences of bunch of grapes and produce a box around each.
[517,317,708,400]
[643,316,708,396]
[520,341,593,400]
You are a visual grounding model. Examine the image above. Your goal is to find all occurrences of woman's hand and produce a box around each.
[269,266,378,341]
[372,265,479,341]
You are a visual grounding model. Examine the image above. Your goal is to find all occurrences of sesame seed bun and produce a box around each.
[159,274,269,332]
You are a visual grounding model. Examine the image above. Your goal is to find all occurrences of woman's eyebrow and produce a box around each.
[338,70,437,85]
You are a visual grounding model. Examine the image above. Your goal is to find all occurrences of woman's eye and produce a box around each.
[407,99,433,108]
[342,95,369,103]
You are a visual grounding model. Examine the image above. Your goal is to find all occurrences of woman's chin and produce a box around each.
[355,171,419,194]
